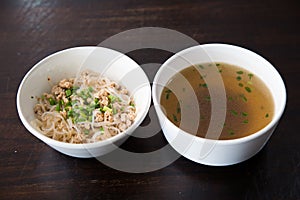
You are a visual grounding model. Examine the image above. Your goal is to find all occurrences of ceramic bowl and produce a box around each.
[152,43,286,166]
[17,46,151,158]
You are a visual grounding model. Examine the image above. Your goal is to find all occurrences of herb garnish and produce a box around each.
[242,119,249,124]
[165,89,172,100]
[241,112,248,117]
[239,94,247,102]
[230,110,238,116]
[172,114,178,122]
[248,73,254,80]
[245,87,252,93]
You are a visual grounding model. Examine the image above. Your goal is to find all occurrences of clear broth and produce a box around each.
[160,62,274,140]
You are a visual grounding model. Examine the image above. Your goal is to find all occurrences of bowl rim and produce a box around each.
[152,43,287,145]
[17,46,151,149]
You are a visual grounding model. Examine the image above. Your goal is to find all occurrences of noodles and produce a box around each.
[31,70,136,144]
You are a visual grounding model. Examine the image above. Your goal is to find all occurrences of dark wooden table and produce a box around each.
[0,0,299,199]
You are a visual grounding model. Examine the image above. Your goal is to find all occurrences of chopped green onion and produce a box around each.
[55,104,60,111]
[245,86,252,93]
[242,119,249,124]
[238,83,244,87]
[248,73,254,80]
[228,129,235,135]
[172,114,178,122]
[201,83,208,88]
[49,98,56,105]
[103,106,112,112]
[265,113,269,118]
[176,103,181,114]
[95,102,100,109]
[65,101,72,107]
[216,63,220,66]
[236,76,242,81]
[205,96,211,101]
[236,71,244,74]
[239,94,248,102]
[65,89,72,97]
[241,112,248,117]
[67,110,73,117]
[130,102,135,107]
[108,95,118,103]
[112,107,117,115]
[100,127,104,132]
[166,93,170,100]
[84,129,89,135]
[230,110,238,116]
[165,90,171,99]
[165,89,172,94]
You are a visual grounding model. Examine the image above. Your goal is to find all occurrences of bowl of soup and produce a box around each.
[17,46,151,158]
[152,43,286,166]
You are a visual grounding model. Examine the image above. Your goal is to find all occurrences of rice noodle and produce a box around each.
[31,70,136,143]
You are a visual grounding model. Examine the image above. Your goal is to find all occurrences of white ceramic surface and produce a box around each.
[152,43,286,166]
[17,46,151,158]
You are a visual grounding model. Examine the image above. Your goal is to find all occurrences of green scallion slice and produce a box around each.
[55,104,60,111]
[242,119,249,124]
[49,98,56,105]
[248,73,254,80]
[172,114,178,122]
[241,112,248,117]
[230,110,238,116]
[65,89,72,97]
[245,86,252,93]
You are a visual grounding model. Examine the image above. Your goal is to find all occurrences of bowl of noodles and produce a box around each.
[17,46,151,158]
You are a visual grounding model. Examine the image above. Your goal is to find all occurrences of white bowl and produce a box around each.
[17,46,151,158]
[152,43,286,166]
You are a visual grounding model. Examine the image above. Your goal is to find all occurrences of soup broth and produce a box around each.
[160,62,274,140]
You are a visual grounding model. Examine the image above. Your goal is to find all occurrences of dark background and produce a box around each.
[0,0,299,199]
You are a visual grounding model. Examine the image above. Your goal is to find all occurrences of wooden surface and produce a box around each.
[0,0,299,199]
